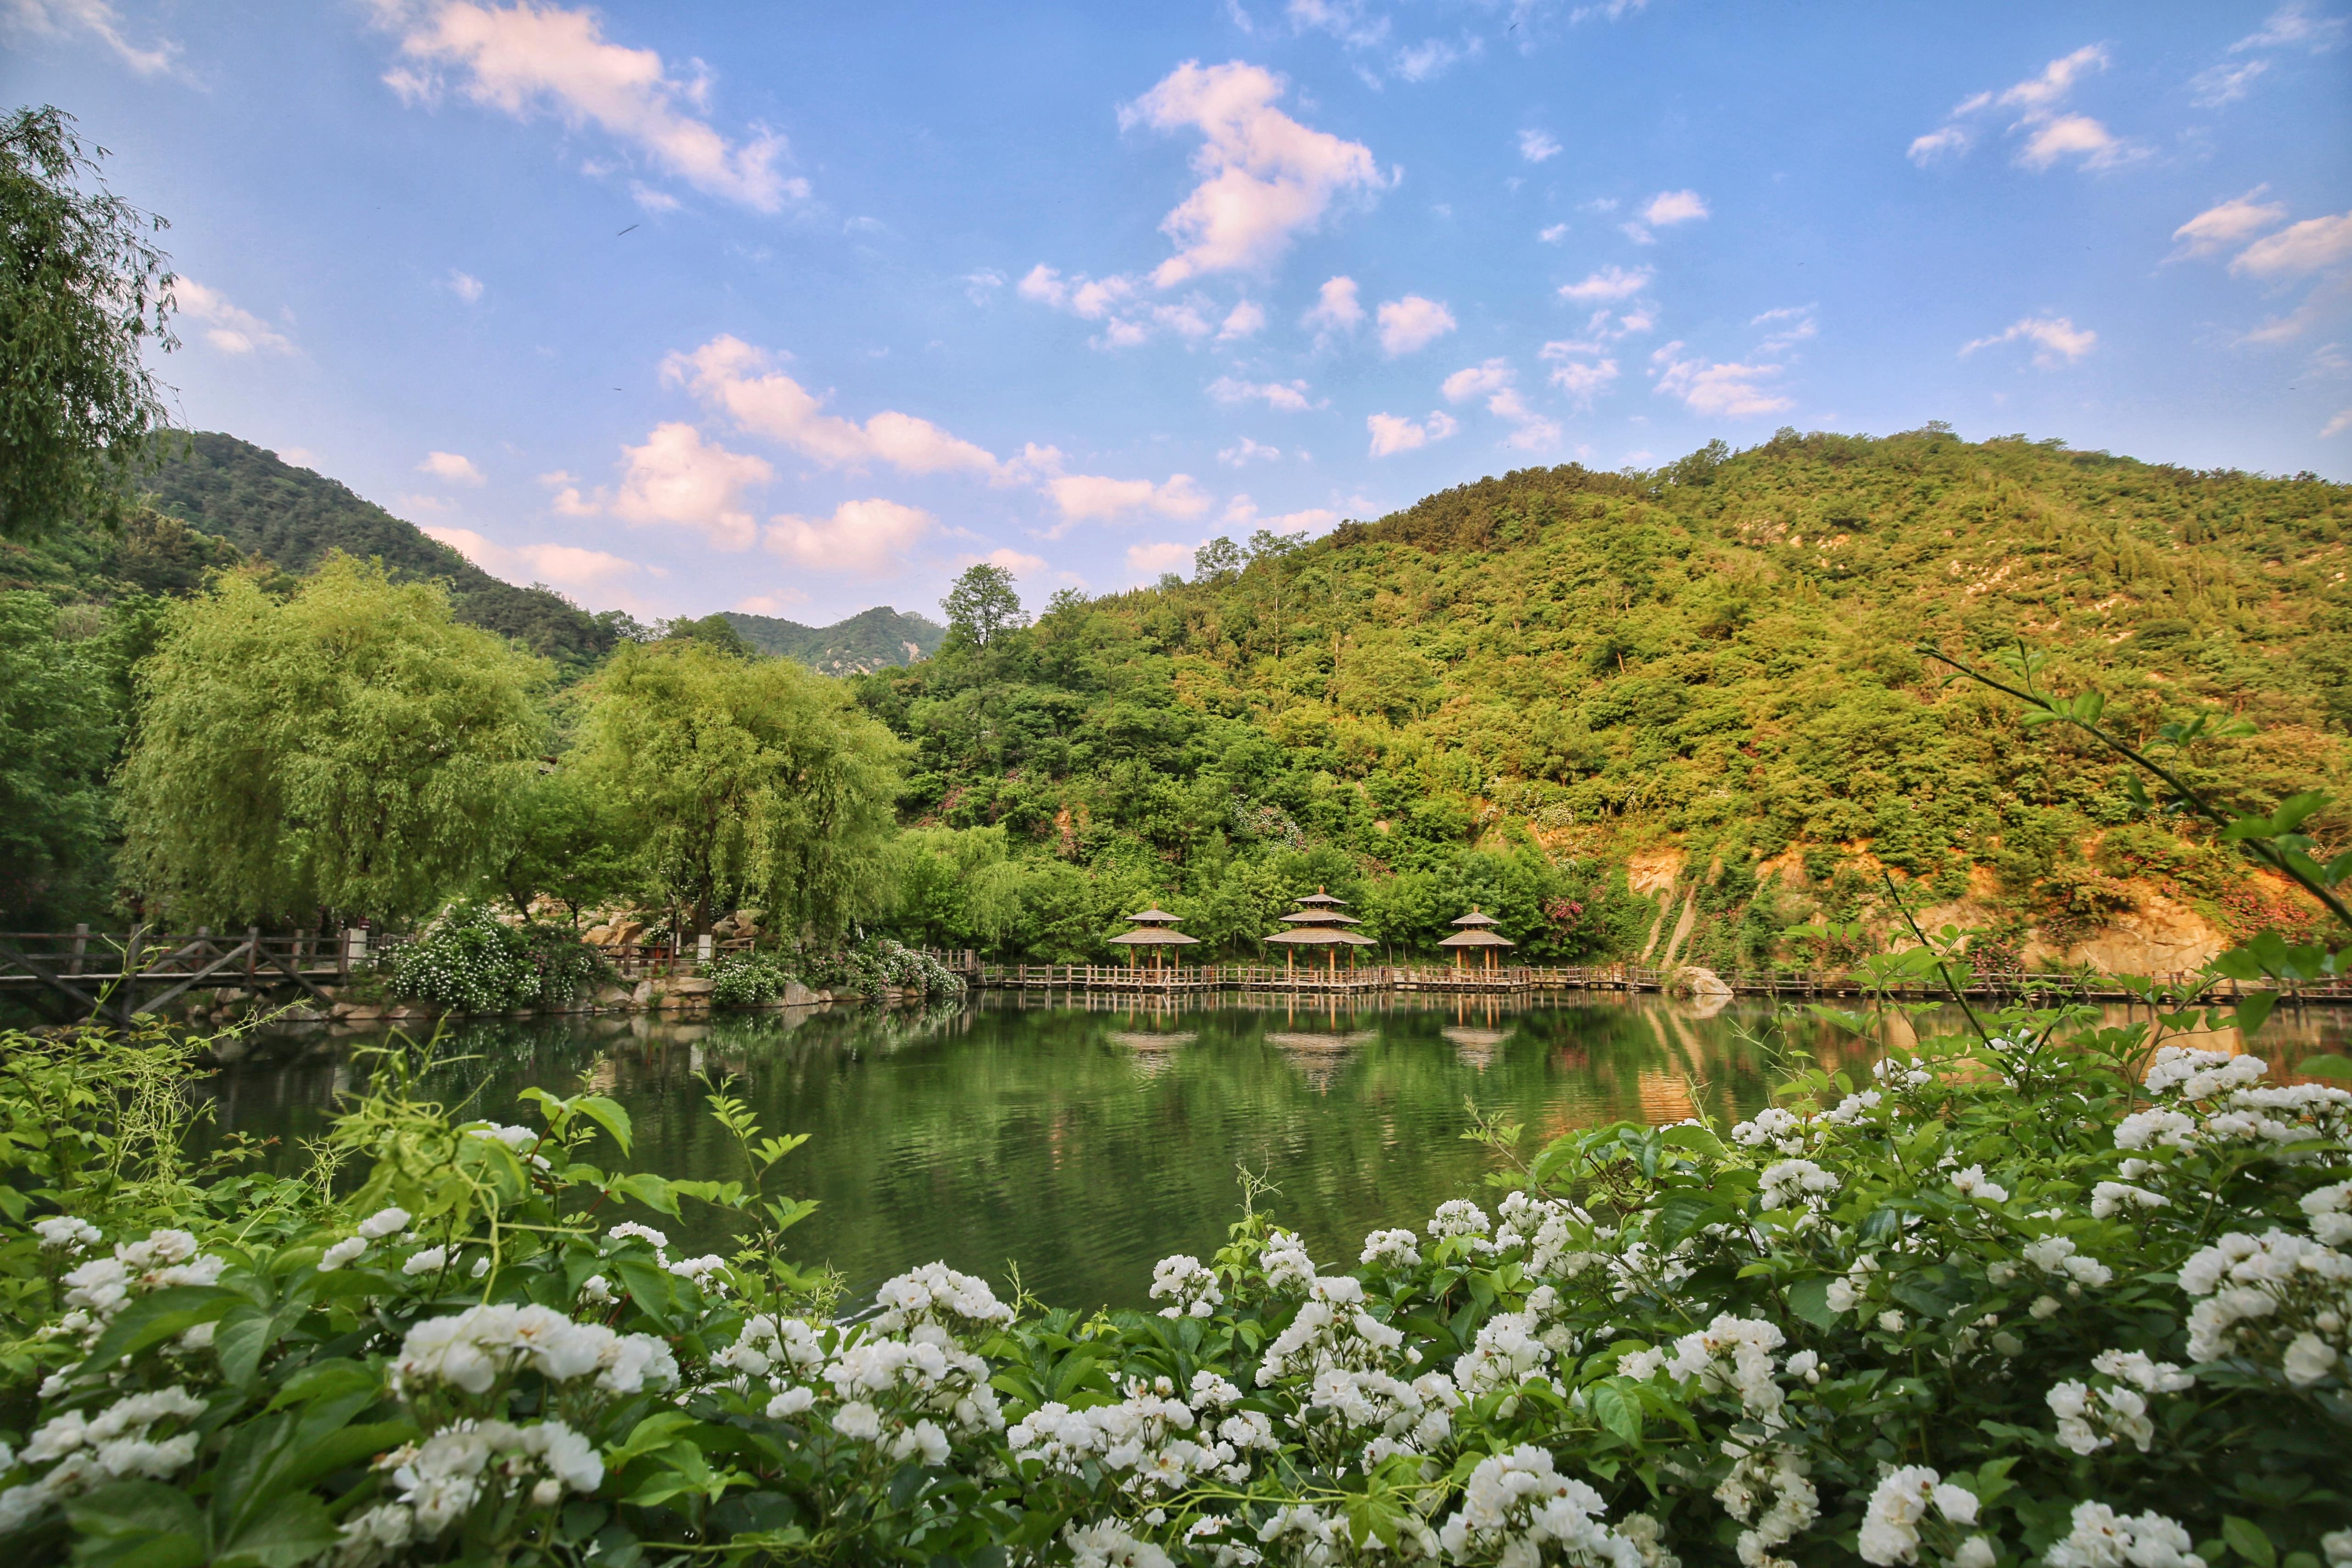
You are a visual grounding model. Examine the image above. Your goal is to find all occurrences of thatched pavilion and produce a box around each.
[1437,907,1516,974]
[1107,907,1198,973]
[1264,887,1376,981]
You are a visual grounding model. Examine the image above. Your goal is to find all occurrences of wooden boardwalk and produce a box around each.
[970,959,2343,1007]
[0,926,360,1027]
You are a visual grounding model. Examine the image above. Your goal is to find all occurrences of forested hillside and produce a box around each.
[724,605,944,673]
[137,433,627,671]
[858,427,2352,971]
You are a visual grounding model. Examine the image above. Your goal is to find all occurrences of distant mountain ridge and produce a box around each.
[724,606,945,674]
[140,433,621,671]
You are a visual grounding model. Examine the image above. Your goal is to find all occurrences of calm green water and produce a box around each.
[191,993,2349,1311]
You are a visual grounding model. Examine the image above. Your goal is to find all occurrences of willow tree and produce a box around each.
[117,556,547,925]
[0,107,178,540]
[573,640,903,940]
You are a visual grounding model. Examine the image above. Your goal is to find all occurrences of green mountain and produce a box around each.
[136,433,623,671]
[858,427,2352,971]
[723,605,946,674]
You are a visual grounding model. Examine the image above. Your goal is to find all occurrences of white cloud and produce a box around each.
[665,335,1007,477]
[1518,129,1562,162]
[1377,294,1456,355]
[1017,265,1214,347]
[1118,60,1389,286]
[2238,274,2352,344]
[1558,264,1652,303]
[174,278,295,356]
[4,0,178,75]
[1302,274,1364,331]
[2323,407,2352,438]
[1751,304,1818,353]
[418,450,485,485]
[963,268,1006,305]
[1906,125,1972,164]
[1572,0,1650,20]
[376,0,805,211]
[1126,540,1198,580]
[1959,315,2097,367]
[445,268,486,302]
[1218,436,1283,465]
[2230,1,2348,53]
[2189,59,2268,106]
[1910,44,2141,173]
[1541,347,1620,407]
[276,448,321,469]
[1650,342,1792,416]
[1393,37,1471,82]
[2231,210,2352,278]
[425,525,659,598]
[604,422,773,549]
[1538,223,1568,244]
[1485,387,1561,450]
[1441,358,1514,403]
[964,547,1053,581]
[1209,375,1318,411]
[732,592,808,614]
[1046,472,1212,525]
[1641,189,1708,227]
[764,498,936,575]
[1219,300,1267,339]
[629,181,682,213]
[2172,187,2291,258]
[1220,494,1335,534]
[1366,410,1458,456]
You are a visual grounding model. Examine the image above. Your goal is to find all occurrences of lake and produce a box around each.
[192,991,2347,1312]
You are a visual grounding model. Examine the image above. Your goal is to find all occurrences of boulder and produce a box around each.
[631,980,654,1007]
[1670,965,1733,1000]
[664,977,717,998]
[781,980,818,1008]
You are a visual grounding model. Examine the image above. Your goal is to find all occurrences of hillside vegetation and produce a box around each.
[856,427,2352,971]
[724,605,945,673]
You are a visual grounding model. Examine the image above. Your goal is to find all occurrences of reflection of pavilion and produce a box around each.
[1106,1030,1197,1077]
[1265,1028,1379,1090]
[1441,992,1512,1069]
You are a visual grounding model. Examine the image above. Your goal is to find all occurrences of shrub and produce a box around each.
[387,905,608,1012]
[708,950,798,1006]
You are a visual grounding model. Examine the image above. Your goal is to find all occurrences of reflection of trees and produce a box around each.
[199,990,2352,1315]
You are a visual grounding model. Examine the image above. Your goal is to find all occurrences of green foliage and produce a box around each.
[858,431,2352,963]
[116,556,549,925]
[572,639,903,941]
[0,591,119,924]
[706,950,798,1006]
[488,768,641,926]
[942,561,1028,648]
[137,433,621,673]
[0,107,176,541]
[388,905,609,1012]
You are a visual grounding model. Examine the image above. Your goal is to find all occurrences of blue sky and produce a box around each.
[7,1,2351,626]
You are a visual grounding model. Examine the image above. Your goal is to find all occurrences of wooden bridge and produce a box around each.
[0,926,363,1027]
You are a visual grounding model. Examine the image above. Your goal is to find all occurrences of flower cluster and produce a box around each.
[0,1386,207,1530]
[1150,1254,1224,1318]
[2043,1501,2205,1568]
[2179,1227,2350,1385]
[336,1418,602,1567]
[1857,1466,1984,1568]
[1436,1445,1659,1568]
[391,1302,679,1399]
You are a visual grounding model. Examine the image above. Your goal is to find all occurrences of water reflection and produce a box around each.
[192,992,2352,1312]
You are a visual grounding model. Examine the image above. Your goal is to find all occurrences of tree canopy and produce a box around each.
[942,564,1027,648]
[116,556,548,925]
[0,106,176,541]
[572,640,903,940]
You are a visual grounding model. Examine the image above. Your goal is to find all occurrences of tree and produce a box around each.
[942,564,1027,647]
[573,641,903,940]
[489,768,641,926]
[0,591,120,923]
[117,556,548,925]
[0,107,178,540]
[1193,537,1242,582]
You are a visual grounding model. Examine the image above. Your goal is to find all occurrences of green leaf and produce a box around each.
[2235,992,2280,1037]
[212,1303,274,1389]
[2222,1517,2276,1568]
[611,1172,682,1217]
[611,1255,679,1333]
[216,1495,338,1568]
[1588,1380,1643,1444]
[2300,1055,2352,1080]
[268,1358,380,1410]
[569,1094,634,1155]
[603,1410,699,1469]
[63,1482,205,1568]
[79,1285,238,1371]
[1787,1277,1839,1331]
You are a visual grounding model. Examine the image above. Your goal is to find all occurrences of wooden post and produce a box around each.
[245,927,260,984]
[69,923,89,978]
[119,925,145,1025]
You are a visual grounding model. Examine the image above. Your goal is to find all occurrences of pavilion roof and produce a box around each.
[1437,929,1516,948]
[1292,887,1349,906]
[1265,927,1377,946]
[1108,927,1200,945]
[1450,908,1502,927]
[1277,909,1363,925]
[1122,908,1183,924]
